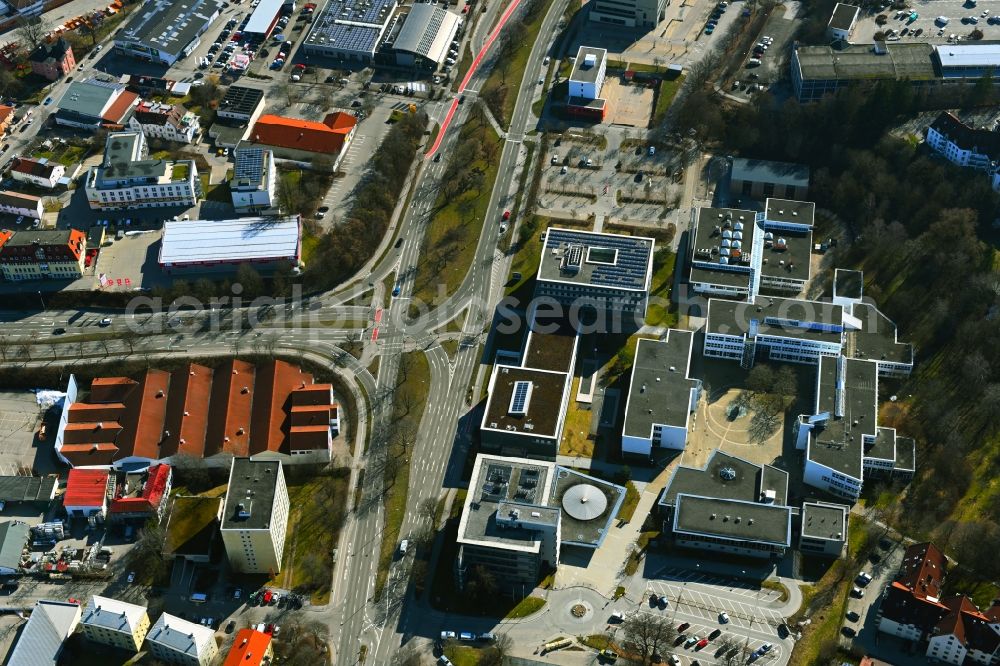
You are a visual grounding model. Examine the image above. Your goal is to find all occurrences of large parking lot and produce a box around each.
[852,0,1000,43]
[0,391,58,476]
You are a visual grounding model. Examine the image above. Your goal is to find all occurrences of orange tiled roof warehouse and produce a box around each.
[59,360,338,466]
[250,112,356,154]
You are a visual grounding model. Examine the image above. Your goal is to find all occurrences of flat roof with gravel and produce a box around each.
[707,296,844,343]
[794,42,937,82]
[674,494,792,547]
[800,501,848,540]
[808,356,877,479]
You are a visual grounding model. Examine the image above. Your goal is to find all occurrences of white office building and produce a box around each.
[230,148,277,214]
[621,331,701,456]
[85,132,199,210]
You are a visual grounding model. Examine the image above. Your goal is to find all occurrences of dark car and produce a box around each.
[394,237,404,248]
[650,593,659,607]
[842,627,857,638]
[674,634,687,646]
[678,622,690,632]
[326,75,337,83]
[777,623,789,638]
[458,95,465,104]
[708,629,722,639]
[635,171,644,183]
[878,537,893,551]
[225,620,236,633]
[846,611,860,622]
[52,327,66,335]
[869,552,882,564]
[392,283,402,297]
[433,153,442,162]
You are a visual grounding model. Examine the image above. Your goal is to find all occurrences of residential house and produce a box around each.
[223,629,274,666]
[926,112,1000,191]
[0,190,44,219]
[10,157,66,189]
[128,101,201,144]
[0,105,13,138]
[28,38,76,80]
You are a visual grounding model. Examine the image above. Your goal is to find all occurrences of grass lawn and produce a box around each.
[36,144,90,168]
[559,379,595,457]
[411,121,500,305]
[443,645,482,666]
[617,481,640,522]
[505,595,546,618]
[645,248,678,327]
[301,226,321,266]
[761,579,790,603]
[581,634,612,650]
[441,339,459,357]
[374,351,431,599]
[268,472,349,604]
[480,0,555,127]
[652,74,685,126]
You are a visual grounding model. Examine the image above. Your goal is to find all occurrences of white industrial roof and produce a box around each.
[393,4,461,64]
[244,0,284,35]
[935,43,1000,68]
[6,600,81,666]
[159,216,300,266]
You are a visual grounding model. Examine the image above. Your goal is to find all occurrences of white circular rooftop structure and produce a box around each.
[562,484,608,521]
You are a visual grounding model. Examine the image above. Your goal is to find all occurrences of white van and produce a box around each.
[398,539,409,555]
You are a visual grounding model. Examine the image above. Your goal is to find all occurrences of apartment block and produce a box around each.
[621,331,701,456]
[220,457,290,574]
[85,131,198,210]
[0,190,44,219]
[145,613,219,665]
[0,229,87,281]
[81,596,150,652]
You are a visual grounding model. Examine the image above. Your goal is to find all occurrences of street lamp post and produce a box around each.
[37,291,45,310]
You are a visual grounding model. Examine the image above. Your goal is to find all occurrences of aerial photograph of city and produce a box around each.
[0,0,998,661]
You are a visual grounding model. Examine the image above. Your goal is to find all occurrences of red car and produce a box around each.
[262,589,273,604]
[68,598,80,604]
[502,210,511,220]
[294,63,306,70]
[678,622,690,632]
[696,638,709,649]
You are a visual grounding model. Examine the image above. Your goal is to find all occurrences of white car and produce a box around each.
[719,611,730,623]
[126,571,135,583]
[99,317,113,327]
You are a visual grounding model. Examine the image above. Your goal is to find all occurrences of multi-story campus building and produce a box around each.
[84,132,199,210]
[798,501,848,558]
[80,596,151,652]
[621,331,701,456]
[481,318,578,460]
[687,199,813,299]
[220,457,290,574]
[729,158,809,201]
[534,227,655,320]
[456,454,624,596]
[588,0,666,29]
[658,451,794,559]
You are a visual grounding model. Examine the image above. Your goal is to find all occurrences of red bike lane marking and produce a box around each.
[424,0,526,158]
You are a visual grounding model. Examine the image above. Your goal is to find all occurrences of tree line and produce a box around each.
[304,111,426,292]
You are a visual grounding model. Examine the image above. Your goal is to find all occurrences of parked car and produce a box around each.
[846,611,860,622]
[719,612,729,623]
[99,317,113,327]
[856,572,873,586]
[440,631,457,640]
[708,628,722,639]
